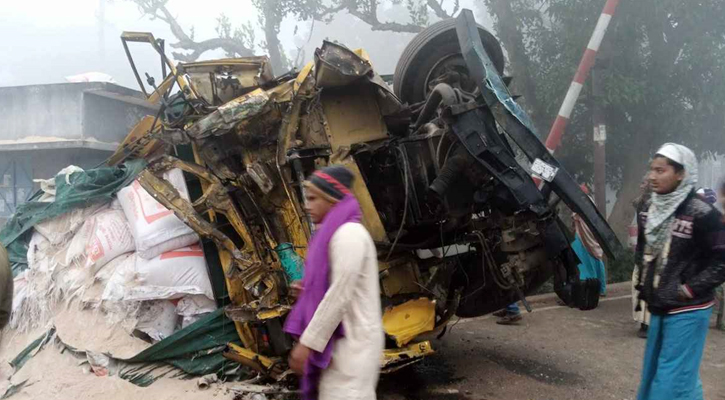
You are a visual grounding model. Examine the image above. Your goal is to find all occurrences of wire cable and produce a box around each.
[386,146,410,261]
[473,230,512,290]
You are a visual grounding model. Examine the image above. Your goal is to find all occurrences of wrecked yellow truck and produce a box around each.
[111,11,620,375]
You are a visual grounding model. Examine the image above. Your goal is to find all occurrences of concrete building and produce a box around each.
[0,82,156,220]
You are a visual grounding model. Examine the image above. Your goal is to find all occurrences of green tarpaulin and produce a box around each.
[0,160,249,390]
[0,160,146,269]
[4,309,243,394]
[118,308,243,386]
[9,328,55,371]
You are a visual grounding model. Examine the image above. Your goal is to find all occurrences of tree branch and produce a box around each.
[426,0,452,19]
[131,0,455,68]
[258,0,289,74]
[487,0,548,133]
[169,38,254,62]
[130,0,255,62]
[347,8,424,32]
[317,3,347,20]
[345,0,425,33]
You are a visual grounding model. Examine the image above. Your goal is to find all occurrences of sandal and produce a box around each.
[496,314,523,325]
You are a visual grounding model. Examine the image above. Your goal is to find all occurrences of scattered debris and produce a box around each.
[196,373,219,390]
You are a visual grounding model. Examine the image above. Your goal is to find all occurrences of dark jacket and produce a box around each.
[635,191,725,315]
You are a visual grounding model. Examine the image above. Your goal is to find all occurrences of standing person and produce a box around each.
[571,184,607,296]
[696,187,723,331]
[715,182,725,330]
[284,165,384,400]
[0,244,12,331]
[632,175,652,338]
[696,187,718,205]
[635,143,725,400]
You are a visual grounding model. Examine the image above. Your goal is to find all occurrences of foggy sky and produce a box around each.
[0,0,489,91]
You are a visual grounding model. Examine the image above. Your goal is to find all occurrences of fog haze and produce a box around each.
[1,0,488,90]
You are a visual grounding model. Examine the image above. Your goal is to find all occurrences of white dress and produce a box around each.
[300,222,384,400]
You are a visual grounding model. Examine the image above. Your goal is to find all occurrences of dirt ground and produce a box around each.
[378,282,725,400]
[2,283,722,399]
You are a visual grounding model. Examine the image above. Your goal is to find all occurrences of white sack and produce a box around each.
[95,253,132,283]
[176,294,217,316]
[102,246,213,302]
[34,203,108,246]
[131,245,212,300]
[27,229,85,291]
[138,233,199,260]
[66,209,135,274]
[177,294,217,328]
[84,209,135,271]
[135,300,179,341]
[81,253,135,307]
[17,231,87,330]
[118,169,198,259]
[101,254,136,302]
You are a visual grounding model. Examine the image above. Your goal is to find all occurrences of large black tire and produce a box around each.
[393,19,505,105]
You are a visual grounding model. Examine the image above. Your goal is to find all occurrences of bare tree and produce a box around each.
[484,0,547,135]
[128,0,461,74]
[130,0,256,61]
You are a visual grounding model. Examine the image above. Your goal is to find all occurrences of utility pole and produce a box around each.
[591,67,606,213]
[534,0,620,188]
[544,0,620,154]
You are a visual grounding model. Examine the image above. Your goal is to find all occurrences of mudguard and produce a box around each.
[454,10,622,258]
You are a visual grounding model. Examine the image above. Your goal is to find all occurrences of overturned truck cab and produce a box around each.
[112,10,621,375]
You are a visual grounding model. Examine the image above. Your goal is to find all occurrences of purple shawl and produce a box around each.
[283,195,362,399]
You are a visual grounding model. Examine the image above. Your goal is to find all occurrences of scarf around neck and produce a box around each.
[283,194,362,399]
[645,143,698,254]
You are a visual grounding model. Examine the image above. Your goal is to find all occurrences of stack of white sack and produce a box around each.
[109,168,216,338]
[13,168,217,341]
[117,169,199,259]
[10,165,106,330]
[12,203,111,330]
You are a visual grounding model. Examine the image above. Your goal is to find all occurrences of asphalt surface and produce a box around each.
[378,283,725,400]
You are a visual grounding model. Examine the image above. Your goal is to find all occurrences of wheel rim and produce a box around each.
[424,54,479,97]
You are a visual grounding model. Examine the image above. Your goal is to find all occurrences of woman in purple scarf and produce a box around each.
[284,165,384,400]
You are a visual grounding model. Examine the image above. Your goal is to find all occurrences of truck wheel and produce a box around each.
[393,18,505,105]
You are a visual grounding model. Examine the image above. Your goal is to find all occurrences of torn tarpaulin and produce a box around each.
[9,328,56,371]
[1,328,56,399]
[117,308,243,386]
[3,310,243,397]
[0,160,147,270]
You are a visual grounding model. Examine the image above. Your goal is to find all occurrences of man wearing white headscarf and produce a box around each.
[635,143,725,400]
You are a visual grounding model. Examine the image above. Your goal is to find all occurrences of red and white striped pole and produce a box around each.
[544,0,620,154]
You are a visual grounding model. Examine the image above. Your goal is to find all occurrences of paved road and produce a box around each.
[378,284,725,400]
